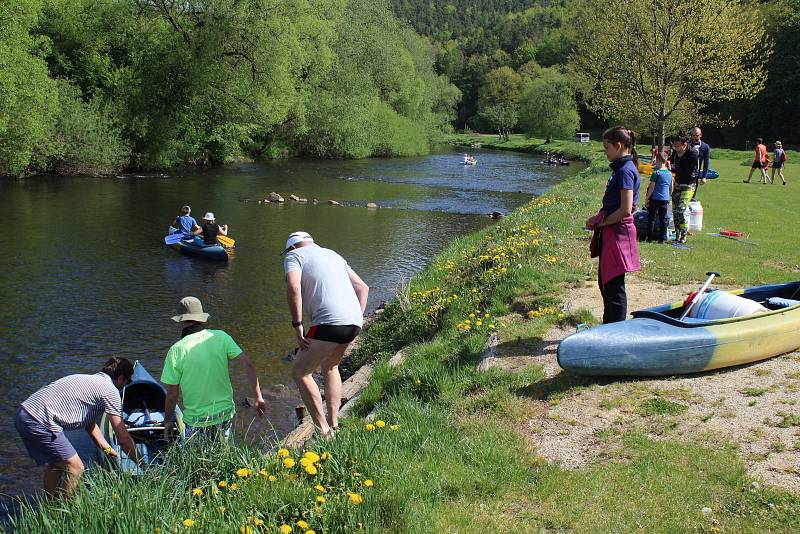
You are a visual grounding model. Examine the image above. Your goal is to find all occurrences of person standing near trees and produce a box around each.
[644,151,673,243]
[771,141,787,185]
[585,127,641,323]
[690,126,711,193]
[282,231,369,436]
[668,133,699,243]
[743,137,769,184]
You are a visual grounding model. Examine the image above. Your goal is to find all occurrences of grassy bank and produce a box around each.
[11,135,800,532]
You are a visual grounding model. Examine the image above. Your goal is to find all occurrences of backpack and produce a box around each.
[781,150,788,163]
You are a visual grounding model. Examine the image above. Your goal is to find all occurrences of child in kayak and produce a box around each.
[585,126,641,323]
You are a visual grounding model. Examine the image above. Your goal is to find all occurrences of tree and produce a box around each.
[479,103,517,141]
[570,0,770,149]
[518,69,579,142]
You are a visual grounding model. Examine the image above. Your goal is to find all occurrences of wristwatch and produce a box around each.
[292,320,303,327]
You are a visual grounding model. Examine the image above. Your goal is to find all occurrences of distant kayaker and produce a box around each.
[172,205,201,238]
[201,212,228,245]
[282,231,369,436]
[585,126,641,323]
[14,357,141,497]
[161,297,266,441]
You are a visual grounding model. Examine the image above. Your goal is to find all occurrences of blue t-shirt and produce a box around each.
[175,215,198,235]
[649,169,672,201]
[601,156,640,213]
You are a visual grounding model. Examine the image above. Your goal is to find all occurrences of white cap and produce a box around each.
[281,231,313,255]
[203,212,215,221]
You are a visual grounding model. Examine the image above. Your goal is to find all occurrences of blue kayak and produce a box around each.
[166,229,228,261]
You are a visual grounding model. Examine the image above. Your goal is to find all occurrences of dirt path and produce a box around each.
[488,275,800,493]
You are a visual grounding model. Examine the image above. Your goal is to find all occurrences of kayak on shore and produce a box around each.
[557,281,800,376]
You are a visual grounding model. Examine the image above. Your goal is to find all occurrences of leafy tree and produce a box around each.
[518,69,579,142]
[570,0,770,149]
[0,0,59,175]
[479,103,518,141]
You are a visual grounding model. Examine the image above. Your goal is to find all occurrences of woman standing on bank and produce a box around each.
[585,127,641,323]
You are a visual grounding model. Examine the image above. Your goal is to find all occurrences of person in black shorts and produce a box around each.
[282,232,369,436]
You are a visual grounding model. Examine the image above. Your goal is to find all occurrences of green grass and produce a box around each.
[12,134,800,532]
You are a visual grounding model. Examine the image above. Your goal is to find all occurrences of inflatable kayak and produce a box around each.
[166,229,228,261]
[557,281,800,376]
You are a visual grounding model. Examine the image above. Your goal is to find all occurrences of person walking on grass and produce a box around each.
[645,151,673,243]
[585,127,641,323]
[771,141,787,185]
[15,357,141,498]
[282,231,369,436]
[743,137,769,184]
[161,297,266,441]
[668,133,699,243]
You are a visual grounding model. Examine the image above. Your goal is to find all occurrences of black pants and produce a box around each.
[646,200,669,242]
[600,274,627,323]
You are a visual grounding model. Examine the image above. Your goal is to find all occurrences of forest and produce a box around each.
[1,0,797,176]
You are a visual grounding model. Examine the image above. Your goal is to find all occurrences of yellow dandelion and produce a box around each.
[353,471,361,477]
[320,452,331,461]
[279,525,292,534]
[230,483,239,491]
[259,469,268,476]
[304,464,318,475]
[484,313,491,318]
[182,519,195,528]
[314,484,326,493]
[253,518,264,526]
[414,379,421,385]
[297,520,309,529]
[316,495,326,504]
[488,324,496,330]
[192,487,203,496]
[303,451,320,463]
[468,313,476,318]
[268,475,277,482]
[219,507,226,513]
[475,320,482,327]
[375,420,386,428]
[306,531,316,534]
[283,458,296,468]
[348,492,363,505]
[277,448,290,458]
[363,479,374,487]
[218,480,227,488]
[240,527,253,534]
[365,423,375,431]
[236,468,252,478]
[390,424,400,431]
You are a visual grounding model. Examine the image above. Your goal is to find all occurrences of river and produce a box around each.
[0,148,581,499]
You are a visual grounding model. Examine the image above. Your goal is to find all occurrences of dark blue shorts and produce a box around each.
[306,324,361,344]
[15,407,77,466]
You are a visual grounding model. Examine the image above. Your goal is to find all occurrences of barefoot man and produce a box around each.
[282,231,369,435]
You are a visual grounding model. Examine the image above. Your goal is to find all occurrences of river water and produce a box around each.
[0,148,580,498]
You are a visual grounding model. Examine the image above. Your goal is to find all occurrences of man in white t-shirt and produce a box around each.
[282,231,369,436]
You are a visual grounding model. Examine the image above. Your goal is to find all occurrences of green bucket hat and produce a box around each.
[171,296,210,323]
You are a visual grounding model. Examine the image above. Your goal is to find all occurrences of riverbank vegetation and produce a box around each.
[0,0,459,176]
[12,138,800,532]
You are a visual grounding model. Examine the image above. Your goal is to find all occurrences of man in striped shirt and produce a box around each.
[15,357,141,497]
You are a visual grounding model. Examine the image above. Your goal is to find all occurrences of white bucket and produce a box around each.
[689,290,767,320]
[688,200,703,231]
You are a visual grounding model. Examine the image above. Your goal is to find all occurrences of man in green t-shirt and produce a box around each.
[161,296,266,439]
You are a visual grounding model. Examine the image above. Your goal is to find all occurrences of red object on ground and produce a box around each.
[720,230,744,237]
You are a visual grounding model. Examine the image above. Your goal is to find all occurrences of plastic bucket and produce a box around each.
[689,290,767,320]
[688,200,703,231]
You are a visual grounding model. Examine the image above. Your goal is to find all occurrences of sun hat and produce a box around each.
[171,296,210,323]
[203,212,215,221]
[280,231,313,255]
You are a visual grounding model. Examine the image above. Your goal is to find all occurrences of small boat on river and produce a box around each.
[99,361,185,472]
[166,228,229,261]
[557,281,800,376]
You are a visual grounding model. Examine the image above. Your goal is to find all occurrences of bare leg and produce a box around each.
[744,167,756,182]
[45,455,84,498]
[291,340,341,434]
[321,344,350,429]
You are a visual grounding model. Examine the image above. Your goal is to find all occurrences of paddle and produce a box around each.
[217,234,235,248]
[679,271,720,321]
[164,233,186,245]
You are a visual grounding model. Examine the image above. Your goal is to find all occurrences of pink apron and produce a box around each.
[589,210,641,287]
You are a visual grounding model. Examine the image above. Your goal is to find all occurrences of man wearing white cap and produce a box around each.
[282,232,369,436]
[161,296,266,440]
